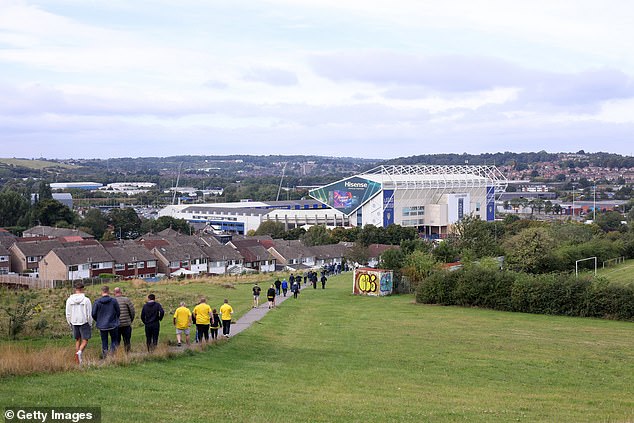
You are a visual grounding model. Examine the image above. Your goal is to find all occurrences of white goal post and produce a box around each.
[575,256,597,278]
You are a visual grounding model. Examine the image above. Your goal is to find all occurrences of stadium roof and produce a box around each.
[359,165,508,191]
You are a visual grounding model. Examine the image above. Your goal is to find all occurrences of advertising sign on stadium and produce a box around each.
[309,177,382,216]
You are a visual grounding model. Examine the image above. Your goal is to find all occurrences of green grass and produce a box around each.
[596,258,634,287]
[2,275,634,422]
[0,158,78,170]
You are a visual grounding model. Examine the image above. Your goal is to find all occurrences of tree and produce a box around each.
[432,240,460,263]
[451,215,502,259]
[108,208,142,239]
[80,208,108,239]
[32,199,76,227]
[254,221,286,238]
[144,216,192,235]
[0,189,30,227]
[595,211,625,233]
[504,227,556,273]
[357,224,383,246]
[402,250,438,290]
[37,180,53,201]
[301,225,332,246]
[345,242,370,266]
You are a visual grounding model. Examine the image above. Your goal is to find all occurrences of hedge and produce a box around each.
[416,266,634,321]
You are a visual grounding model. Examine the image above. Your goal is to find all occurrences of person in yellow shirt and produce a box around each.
[219,298,234,338]
[173,301,192,346]
[193,297,212,343]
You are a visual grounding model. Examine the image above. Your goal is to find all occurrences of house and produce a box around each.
[102,241,158,279]
[151,244,208,276]
[39,244,114,281]
[0,245,9,274]
[311,243,350,268]
[9,239,64,275]
[198,244,243,275]
[227,239,276,272]
[268,239,316,271]
[23,225,93,239]
[367,244,400,268]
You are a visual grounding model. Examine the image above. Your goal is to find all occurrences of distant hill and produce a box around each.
[0,158,78,170]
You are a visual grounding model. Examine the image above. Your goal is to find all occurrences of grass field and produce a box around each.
[596,258,634,287]
[1,274,634,422]
[0,158,78,170]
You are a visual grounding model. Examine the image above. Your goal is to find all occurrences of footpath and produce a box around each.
[231,288,297,336]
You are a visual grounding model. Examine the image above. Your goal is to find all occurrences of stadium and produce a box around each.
[309,165,508,238]
[158,165,508,237]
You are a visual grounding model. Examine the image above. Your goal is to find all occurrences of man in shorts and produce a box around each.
[173,301,192,346]
[252,283,261,308]
[65,282,93,364]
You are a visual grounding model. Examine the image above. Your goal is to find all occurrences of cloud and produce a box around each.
[311,51,634,107]
[242,67,299,86]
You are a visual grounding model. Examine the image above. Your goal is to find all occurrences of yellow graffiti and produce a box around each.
[356,273,378,293]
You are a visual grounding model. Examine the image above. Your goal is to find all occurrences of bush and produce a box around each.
[417,268,634,321]
[416,270,458,305]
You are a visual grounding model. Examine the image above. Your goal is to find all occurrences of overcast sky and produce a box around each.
[1,0,633,159]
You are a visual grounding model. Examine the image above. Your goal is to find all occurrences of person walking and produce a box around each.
[321,274,327,289]
[281,278,288,297]
[252,283,262,308]
[141,293,165,352]
[173,301,192,346]
[210,308,222,341]
[193,297,212,343]
[267,284,276,309]
[274,278,282,296]
[65,281,92,364]
[219,298,234,338]
[114,287,135,352]
[92,285,120,359]
[292,279,300,299]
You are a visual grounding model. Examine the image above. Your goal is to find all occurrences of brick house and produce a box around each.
[9,239,64,275]
[39,244,114,281]
[102,241,158,279]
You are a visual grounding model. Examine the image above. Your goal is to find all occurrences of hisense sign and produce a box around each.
[309,176,382,216]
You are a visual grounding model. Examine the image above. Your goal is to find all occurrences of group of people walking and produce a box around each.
[65,282,166,363]
[174,298,234,346]
[65,269,334,364]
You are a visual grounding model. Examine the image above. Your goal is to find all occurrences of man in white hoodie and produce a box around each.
[65,281,93,364]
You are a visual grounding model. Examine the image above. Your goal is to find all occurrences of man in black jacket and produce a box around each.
[92,285,120,359]
[141,293,164,352]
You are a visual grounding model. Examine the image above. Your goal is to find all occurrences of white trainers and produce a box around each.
[76,351,83,364]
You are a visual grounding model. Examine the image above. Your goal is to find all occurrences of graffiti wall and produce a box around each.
[353,267,393,296]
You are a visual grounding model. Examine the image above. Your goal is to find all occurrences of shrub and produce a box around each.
[417,267,634,321]
[453,266,515,311]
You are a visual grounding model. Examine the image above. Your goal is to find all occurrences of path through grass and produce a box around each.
[1,274,634,422]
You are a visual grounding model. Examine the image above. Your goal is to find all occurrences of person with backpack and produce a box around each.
[292,279,300,299]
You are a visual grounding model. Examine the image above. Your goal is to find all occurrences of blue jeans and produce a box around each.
[99,328,119,357]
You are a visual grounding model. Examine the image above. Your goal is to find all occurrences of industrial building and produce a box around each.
[158,199,349,235]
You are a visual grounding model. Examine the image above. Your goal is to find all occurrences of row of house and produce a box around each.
[0,226,394,282]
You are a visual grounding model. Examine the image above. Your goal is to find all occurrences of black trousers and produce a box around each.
[196,324,209,341]
[117,325,132,352]
[210,327,219,339]
[145,323,160,351]
[222,320,231,336]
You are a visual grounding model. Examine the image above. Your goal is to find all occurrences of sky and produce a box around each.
[1,0,633,159]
